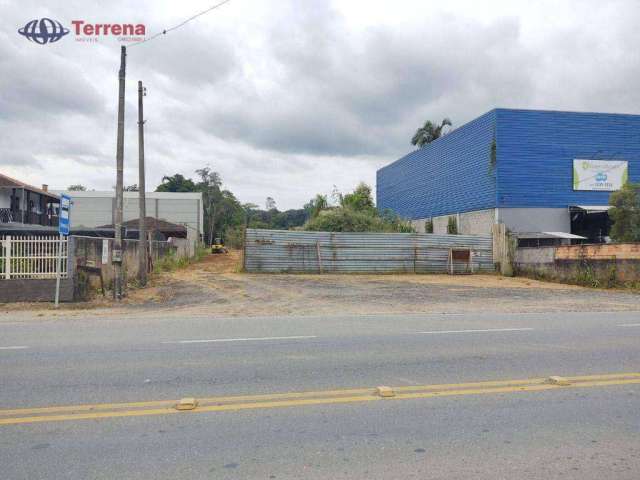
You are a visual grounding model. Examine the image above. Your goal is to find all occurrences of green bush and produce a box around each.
[424,219,434,233]
[225,226,245,249]
[609,182,640,242]
[154,250,190,273]
[194,244,209,261]
[304,207,414,233]
[447,216,458,234]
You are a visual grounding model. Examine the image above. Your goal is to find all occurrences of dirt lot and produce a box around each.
[2,250,638,318]
[116,250,639,317]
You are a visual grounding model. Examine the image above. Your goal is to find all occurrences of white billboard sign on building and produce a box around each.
[573,159,628,191]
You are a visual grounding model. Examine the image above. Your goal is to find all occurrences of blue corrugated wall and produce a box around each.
[377,108,640,219]
[376,110,497,219]
[495,109,640,207]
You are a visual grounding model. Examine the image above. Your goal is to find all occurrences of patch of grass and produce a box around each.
[194,244,209,262]
[154,250,191,273]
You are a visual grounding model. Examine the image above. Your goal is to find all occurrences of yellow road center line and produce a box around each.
[7,374,628,417]
[0,380,542,416]
[1,374,639,426]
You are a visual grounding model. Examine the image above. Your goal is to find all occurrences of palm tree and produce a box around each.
[411,118,452,148]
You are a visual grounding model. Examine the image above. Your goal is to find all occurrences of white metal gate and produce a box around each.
[0,235,67,279]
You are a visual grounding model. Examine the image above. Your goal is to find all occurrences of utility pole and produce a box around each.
[137,80,148,287]
[113,46,126,300]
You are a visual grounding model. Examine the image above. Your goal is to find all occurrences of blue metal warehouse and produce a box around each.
[377,108,640,240]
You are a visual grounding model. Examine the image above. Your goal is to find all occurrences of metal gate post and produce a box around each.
[4,236,10,279]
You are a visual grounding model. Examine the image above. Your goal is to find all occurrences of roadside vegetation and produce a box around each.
[303,183,413,233]
[609,182,640,242]
[153,244,209,274]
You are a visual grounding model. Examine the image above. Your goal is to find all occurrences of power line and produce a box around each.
[129,0,233,47]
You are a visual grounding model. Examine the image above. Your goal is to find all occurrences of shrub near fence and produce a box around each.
[244,229,494,274]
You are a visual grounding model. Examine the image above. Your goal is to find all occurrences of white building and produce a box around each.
[56,191,203,237]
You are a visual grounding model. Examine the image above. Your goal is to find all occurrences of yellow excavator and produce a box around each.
[211,237,228,254]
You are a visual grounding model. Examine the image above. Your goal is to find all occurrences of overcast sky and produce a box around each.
[1,0,639,209]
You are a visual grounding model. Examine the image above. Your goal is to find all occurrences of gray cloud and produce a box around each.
[0,0,639,208]
[192,10,538,157]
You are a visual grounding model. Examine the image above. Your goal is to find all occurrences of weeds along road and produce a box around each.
[1,309,640,479]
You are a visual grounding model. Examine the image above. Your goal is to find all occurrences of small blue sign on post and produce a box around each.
[59,194,71,236]
[55,194,71,307]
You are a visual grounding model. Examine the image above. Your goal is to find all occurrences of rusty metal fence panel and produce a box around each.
[244,229,494,273]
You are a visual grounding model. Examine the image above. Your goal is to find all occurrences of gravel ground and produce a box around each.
[1,250,638,319]
[120,251,640,317]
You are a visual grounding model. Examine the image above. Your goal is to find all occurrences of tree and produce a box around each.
[609,182,640,242]
[265,197,277,211]
[196,167,223,244]
[124,184,139,192]
[155,174,197,192]
[304,194,329,219]
[411,118,452,147]
[67,184,86,191]
[341,182,375,213]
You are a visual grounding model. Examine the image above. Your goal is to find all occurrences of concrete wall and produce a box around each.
[498,208,570,233]
[413,207,572,236]
[73,236,176,290]
[413,209,495,235]
[0,278,73,303]
[514,243,640,286]
[515,246,556,264]
[555,243,640,260]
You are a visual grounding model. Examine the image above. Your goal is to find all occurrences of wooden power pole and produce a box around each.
[113,46,126,300]
[137,80,148,286]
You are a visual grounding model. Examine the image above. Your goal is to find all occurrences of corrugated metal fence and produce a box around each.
[244,229,494,273]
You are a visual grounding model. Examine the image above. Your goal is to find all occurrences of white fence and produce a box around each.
[0,235,68,279]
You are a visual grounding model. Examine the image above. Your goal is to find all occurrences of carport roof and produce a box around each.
[570,205,611,213]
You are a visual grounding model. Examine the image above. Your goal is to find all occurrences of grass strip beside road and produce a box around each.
[1,373,639,426]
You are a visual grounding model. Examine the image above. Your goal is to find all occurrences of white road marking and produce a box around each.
[619,324,640,328]
[162,335,317,344]
[0,346,29,350]
[418,328,534,335]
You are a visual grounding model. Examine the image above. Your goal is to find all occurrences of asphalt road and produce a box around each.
[1,310,640,479]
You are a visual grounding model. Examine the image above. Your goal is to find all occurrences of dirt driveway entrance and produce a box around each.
[116,251,640,317]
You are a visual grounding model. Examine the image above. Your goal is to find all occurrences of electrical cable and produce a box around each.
[129,0,233,47]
